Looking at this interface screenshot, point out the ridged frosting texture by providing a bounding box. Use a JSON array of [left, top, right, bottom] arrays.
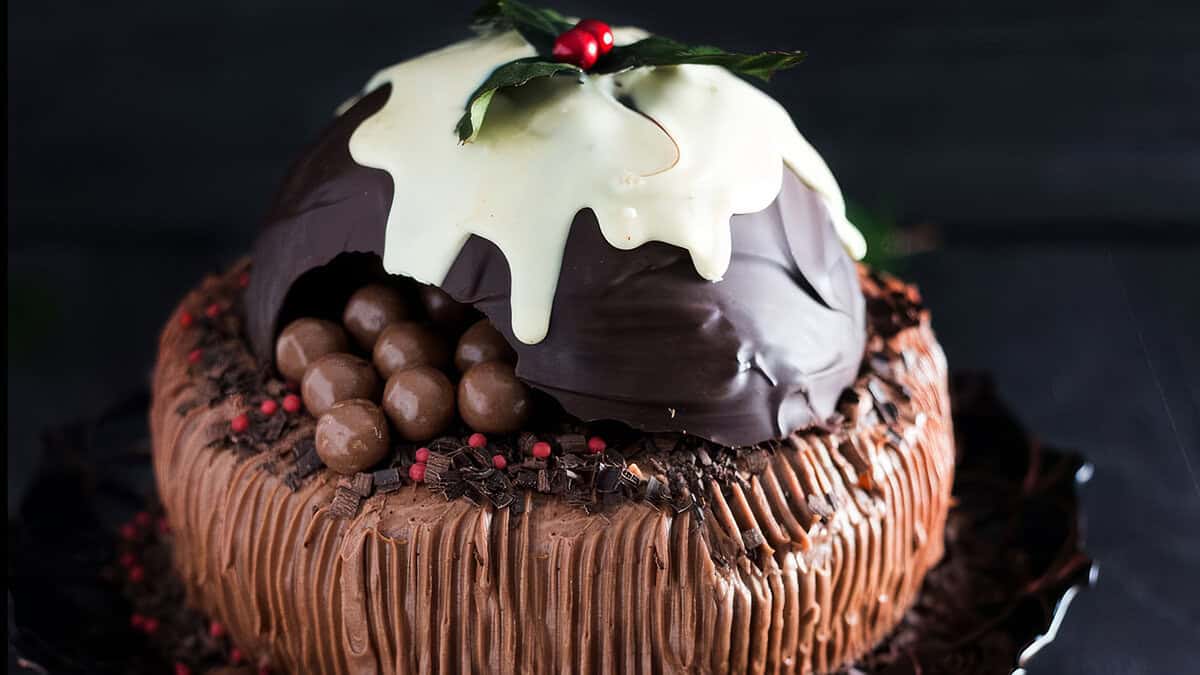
[[153, 268, 954, 674]]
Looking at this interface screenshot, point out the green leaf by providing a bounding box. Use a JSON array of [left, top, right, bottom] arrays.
[[471, 0, 574, 55], [593, 36, 806, 82], [456, 57, 583, 143]]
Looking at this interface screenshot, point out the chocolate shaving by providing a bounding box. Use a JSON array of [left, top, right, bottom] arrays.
[[329, 486, 361, 519]]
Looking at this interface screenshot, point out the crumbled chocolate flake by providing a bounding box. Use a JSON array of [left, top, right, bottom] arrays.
[[290, 448, 323, 480], [350, 472, 373, 497], [372, 467, 402, 494], [329, 487, 361, 519], [558, 433, 587, 454], [807, 493, 835, 521], [517, 432, 538, 456], [742, 527, 766, 550]]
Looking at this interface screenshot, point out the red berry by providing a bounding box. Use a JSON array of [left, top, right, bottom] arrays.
[[467, 432, 487, 448], [414, 447, 430, 463], [130, 613, 145, 629], [179, 311, 194, 328], [492, 454, 508, 470], [119, 523, 138, 541], [128, 565, 145, 583], [282, 394, 302, 414], [209, 621, 226, 638], [174, 663, 191, 675], [587, 436, 607, 454], [205, 303, 222, 318], [409, 463, 427, 482], [576, 19, 614, 55], [142, 617, 160, 635], [119, 552, 137, 568], [230, 413, 250, 433], [238, 271, 251, 288], [553, 28, 599, 69], [135, 511, 153, 528], [260, 399, 278, 416], [230, 648, 245, 665], [187, 348, 203, 365], [532, 441, 552, 459]]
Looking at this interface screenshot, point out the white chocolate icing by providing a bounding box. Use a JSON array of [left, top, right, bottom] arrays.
[[350, 29, 866, 344]]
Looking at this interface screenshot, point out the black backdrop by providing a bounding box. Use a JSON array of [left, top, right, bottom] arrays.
[[8, 1, 1200, 673]]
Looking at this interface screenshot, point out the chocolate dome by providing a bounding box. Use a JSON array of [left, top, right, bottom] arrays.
[[247, 85, 865, 446]]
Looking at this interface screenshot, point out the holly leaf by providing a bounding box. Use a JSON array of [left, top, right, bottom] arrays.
[[456, 57, 584, 143], [594, 35, 805, 82], [471, 0, 574, 55]]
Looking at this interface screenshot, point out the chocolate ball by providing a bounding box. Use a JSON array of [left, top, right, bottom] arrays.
[[458, 361, 531, 434], [419, 284, 472, 328], [382, 366, 456, 441], [315, 399, 390, 475], [301, 352, 380, 417], [275, 318, 350, 382], [372, 321, 451, 378], [343, 283, 409, 350], [454, 319, 517, 372]]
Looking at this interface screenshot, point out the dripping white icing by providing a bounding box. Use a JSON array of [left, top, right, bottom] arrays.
[[349, 29, 866, 344]]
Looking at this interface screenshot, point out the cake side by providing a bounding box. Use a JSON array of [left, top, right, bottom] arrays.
[[151, 265, 953, 674]]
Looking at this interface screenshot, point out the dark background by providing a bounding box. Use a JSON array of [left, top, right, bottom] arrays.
[[8, 0, 1199, 673]]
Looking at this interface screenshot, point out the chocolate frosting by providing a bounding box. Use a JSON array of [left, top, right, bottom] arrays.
[[248, 86, 865, 446], [153, 265, 954, 674]]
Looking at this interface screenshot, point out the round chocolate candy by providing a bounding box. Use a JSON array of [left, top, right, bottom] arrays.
[[419, 284, 471, 328], [315, 399, 390, 475], [275, 317, 350, 382], [454, 319, 517, 372], [382, 366, 456, 441], [343, 283, 409, 350], [458, 361, 531, 434], [372, 321, 451, 378], [301, 352, 380, 417]]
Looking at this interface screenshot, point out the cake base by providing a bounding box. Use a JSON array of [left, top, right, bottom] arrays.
[[8, 374, 1094, 675]]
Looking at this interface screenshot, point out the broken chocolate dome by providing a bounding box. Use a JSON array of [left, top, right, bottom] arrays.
[[246, 29, 867, 447]]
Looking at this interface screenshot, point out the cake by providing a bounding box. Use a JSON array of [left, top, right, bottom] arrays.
[[150, 4, 955, 673]]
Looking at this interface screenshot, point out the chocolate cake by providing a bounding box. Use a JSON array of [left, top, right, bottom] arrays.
[[149, 4, 955, 673]]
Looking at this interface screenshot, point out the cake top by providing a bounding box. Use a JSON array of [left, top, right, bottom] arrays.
[[246, 1, 869, 446]]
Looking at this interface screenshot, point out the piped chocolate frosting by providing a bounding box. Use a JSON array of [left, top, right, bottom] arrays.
[[247, 87, 865, 446]]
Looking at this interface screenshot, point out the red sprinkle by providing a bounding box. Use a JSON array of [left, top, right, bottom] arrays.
[[231, 413, 250, 433], [174, 663, 191, 675], [414, 447, 430, 463], [157, 516, 171, 535], [282, 394, 302, 414], [575, 18, 615, 55], [179, 311, 194, 328], [408, 463, 427, 482], [119, 552, 137, 568], [119, 523, 138, 541], [187, 348, 203, 365], [128, 565, 145, 583], [492, 454, 508, 470], [130, 613, 146, 630], [587, 436, 607, 454], [134, 511, 152, 528], [532, 441, 552, 459], [258, 667, 272, 675], [260, 399, 279, 416], [205, 302, 222, 319], [230, 648, 245, 665], [238, 271, 251, 288], [142, 617, 160, 635], [467, 432, 487, 448], [209, 621, 226, 638]]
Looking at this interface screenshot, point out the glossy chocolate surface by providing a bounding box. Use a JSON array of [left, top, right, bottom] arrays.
[[247, 87, 865, 445], [315, 398, 390, 475], [300, 352, 380, 417], [274, 317, 349, 382]]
